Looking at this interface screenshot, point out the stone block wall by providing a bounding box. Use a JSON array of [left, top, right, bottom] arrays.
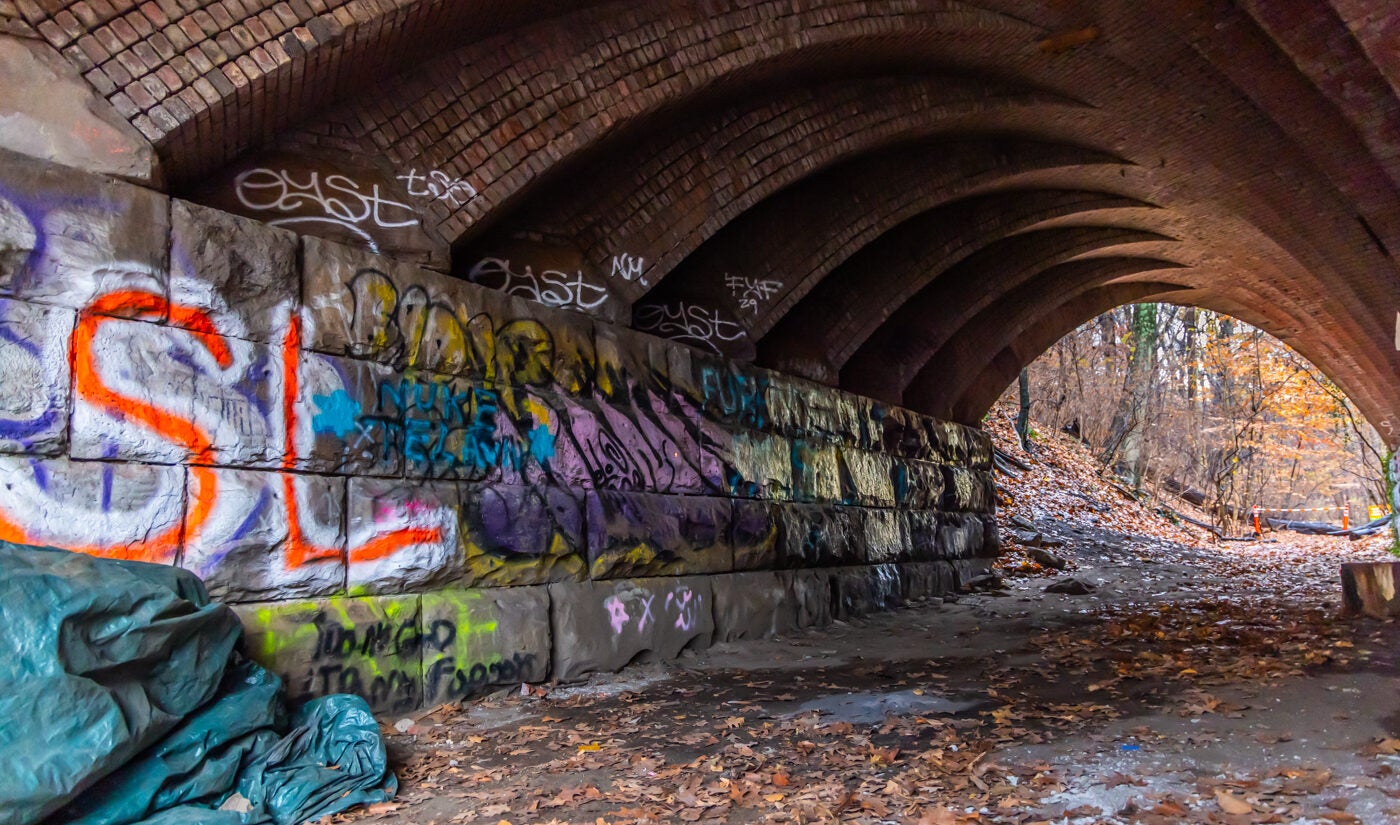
[[0, 148, 997, 713]]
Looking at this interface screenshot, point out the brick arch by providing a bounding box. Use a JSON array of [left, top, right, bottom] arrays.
[[838, 226, 1179, 401], [301, 2, 1043, 242], [460, 74, 1085, 296], [903, 257, 1189, 418], [13, 0, 1400, 433], [6, 0, 617, 185], [626, 140, 1133, 346], [756, 188, 1159, 377]]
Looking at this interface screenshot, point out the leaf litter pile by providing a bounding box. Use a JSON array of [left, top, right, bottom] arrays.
[[336, 420, 1400, 824]]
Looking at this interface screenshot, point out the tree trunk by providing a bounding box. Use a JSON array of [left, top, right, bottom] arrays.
[[1015, 368, 1032, 451], [1391, 451, 1399, 552], [1101, 303, 1158, 490]]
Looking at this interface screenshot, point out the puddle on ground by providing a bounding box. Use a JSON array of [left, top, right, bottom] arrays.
[[766, 689, 997, 724]]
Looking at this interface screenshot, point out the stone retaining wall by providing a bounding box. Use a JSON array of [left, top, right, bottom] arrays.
[[0, 147, 997, 712]]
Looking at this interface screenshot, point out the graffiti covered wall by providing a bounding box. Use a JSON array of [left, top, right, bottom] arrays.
[[0, 148, 997, 711]]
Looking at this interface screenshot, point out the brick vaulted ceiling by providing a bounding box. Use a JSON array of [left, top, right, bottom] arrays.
[[6, 0, 1399, 444]]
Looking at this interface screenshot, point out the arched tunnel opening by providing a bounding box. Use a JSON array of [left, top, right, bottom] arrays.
[[2, 0, 1400, 821]]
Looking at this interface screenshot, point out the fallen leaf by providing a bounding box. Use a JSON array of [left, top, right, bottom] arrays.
[[1216, 789, 1253, 815]]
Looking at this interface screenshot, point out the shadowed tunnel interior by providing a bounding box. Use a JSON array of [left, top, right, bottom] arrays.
[[2, 0, 1399, 712]]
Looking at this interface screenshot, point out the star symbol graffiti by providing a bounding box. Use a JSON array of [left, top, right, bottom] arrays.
[[311, 389, 362, 438]]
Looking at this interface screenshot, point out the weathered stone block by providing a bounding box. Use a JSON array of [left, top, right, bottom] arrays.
[[0, 148, 167, 312], [0, 454, 185, 564], [711, 571, 798, 642], [853, 507, 907, 564], [0, 298, 72, 455], [0, 37, 157, 184], [346, 478, 463, 595], [420, 586, 550, 703], [768, 379, 880, 449], [880, 407, 934, 462], [838, 448, 895, 507], [549, 576, 713, 682], [354, 373, 578, 485], [291, 351, 400, 476], [951, 557, 995, 587], [565, 395, 706, 494], [593, 321, 669, 404], [902, 561, 957, 601], [1341, 562, 1400, 618], [236, 595, 423, 714], [929, 420, 992, 469], [941, 466, 995, 514], [731, 499, 779, 571], [694, 357, 770, 430], [832, 564, 905, 620], [585, 491, 733, 578], [893, 459, 945, 510], [303, 236, 470, 368], [938, 512, 989, 559], [790, 439, 841, 503], [488, 286, 599, 396], [964, 425, 995, 471], [789, 569, 834, 629], [181, 469, 345, 602], [904, 510, 943, 561], [171, 200, 299, 344], [71, 317, 283, 467], [460, 483, 588, 586], [726, 429, 793, 499], [774, 503, 859, 567]]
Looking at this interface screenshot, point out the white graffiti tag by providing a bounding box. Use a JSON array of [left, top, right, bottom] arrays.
[[467, 257, 608, 312], [633, 302, 747, 353], [609, 253, 648, 287], [724, 274, 783, 313], [397, 168, 477, 207], [234, 168, 418, 252]]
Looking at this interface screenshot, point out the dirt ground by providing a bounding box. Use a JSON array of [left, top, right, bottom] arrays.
[[329, 517, 1400, 825]]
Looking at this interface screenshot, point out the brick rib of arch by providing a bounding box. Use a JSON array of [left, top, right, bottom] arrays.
[[904, 257, 1189, 418], [837, 227, 1178, 402], [462, 75, 1085, 292], [755, 188, 1158, 378], [636, 142, 1131, 345]]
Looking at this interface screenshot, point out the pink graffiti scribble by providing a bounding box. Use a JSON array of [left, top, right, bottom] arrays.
[[636, 594, 655, 632], [666, 585, 700, 630], [604, 595, 629, 635], [667, 588, 698, 630]]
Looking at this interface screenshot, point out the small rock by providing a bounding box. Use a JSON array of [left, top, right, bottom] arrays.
[[964, 573, 1005, 592], [1029, 547, 1068, 570], [1011, 530, 1043, 547], [1046, 577, 1097, 595], [1011, 515, 1037, 531], [393, 717, 415, 733]]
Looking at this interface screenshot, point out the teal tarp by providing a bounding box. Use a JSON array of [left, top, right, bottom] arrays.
[[0, 543, 395, 825]]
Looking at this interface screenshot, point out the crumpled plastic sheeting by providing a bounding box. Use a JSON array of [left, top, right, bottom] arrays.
[[0, 543, 395, 825]]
